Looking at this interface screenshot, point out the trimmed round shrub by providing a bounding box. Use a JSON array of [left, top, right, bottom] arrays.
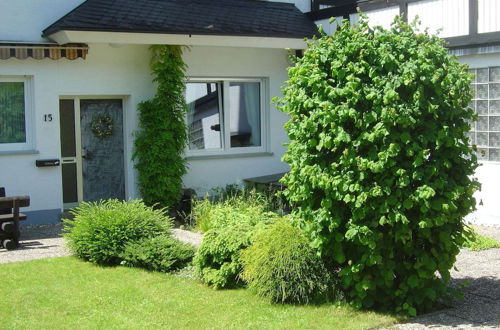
[[276, 18, 479, 315], [121, 235, 195, 272], [63, 199, 171, 265], [240, 220, 332, 304]]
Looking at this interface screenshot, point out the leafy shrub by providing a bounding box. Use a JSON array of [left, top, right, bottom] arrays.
[[63, 199, 171, 265], [463, 230, 499, 251], [241, 219, 332, 304], [194, 222, 256, 289], [133, 45, 188, 209], [192, 189, 279, 232], [193, 199, 279, 288], [121, 235, 195, 272], [276, 17, 479, 315]]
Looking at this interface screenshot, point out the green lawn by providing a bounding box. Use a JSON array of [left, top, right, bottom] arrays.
[[0, 257, 398, 329], [464, 233, 500, 251]]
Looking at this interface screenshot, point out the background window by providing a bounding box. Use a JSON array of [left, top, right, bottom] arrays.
[[185, 79, 265, 154], [468, 67, 500, 161], [0, 81, 26, 144]]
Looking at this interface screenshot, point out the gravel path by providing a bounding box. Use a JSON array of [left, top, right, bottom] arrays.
[[0, 223, 70, 264], [172, 228, 203, 247], [0, 224, 202, 264], [392, 226, 500, 330]]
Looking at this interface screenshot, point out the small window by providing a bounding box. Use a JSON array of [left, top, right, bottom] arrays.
[[0, 77, 33, 152], [185, 78, 266, 156], [468, 67, 500, 161]]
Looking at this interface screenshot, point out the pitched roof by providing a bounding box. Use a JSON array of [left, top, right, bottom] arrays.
[[43, 0, 318, 39]]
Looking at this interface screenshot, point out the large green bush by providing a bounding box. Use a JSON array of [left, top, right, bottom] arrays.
[[133, 45, 188, 209], [121, 235, 195, 272], [63, 200, 171, 265], [276, 18, 479, 315], [241, 219, 332, 304]]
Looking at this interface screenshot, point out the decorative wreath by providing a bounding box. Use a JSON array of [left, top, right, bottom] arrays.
[[91, 115, 114, 139]]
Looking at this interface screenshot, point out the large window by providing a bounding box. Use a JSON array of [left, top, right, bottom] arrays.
[[0, 77, 33, 152], [468, 67, 500, 161], [185, 78, 266, 156]]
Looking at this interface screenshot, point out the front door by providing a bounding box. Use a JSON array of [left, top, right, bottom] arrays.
[[80, 99, 125, 202], [59, 98, 125, 206]]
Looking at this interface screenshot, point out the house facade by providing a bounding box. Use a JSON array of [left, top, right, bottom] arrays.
[[0, 0, 499, 225]]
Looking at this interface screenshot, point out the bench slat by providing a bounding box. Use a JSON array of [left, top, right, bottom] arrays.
[[0, 196, 30, 209], [0, 213, 27, 223]]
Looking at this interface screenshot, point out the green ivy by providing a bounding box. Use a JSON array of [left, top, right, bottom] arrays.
[[276, 17, 480, 316], [133, 45, 188, 208]]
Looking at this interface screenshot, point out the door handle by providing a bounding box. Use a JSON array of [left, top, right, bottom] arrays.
[[82, 148, 93, 160]]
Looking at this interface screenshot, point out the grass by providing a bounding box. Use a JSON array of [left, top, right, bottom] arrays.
[[0, 257, 398, 329], [464, 233, 500, 251]]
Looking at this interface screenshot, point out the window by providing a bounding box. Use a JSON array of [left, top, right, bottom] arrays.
[[185, 78, 266, 156], [0, 77, 33, 152], [468, 67, 500, 161]]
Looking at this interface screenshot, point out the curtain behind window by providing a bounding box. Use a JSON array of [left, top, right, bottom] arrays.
[[230, 82, 261, 147], [0, 82, 25, 144]]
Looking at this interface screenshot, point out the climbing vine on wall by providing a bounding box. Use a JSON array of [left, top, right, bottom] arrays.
[[133, 45, 188, 209]]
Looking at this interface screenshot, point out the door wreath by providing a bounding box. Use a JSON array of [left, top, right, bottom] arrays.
[[91, 115, 114, 139]]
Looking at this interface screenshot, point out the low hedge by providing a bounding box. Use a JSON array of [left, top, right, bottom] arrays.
[[63, 199, 171, 265], [121, 235, 195, 272]]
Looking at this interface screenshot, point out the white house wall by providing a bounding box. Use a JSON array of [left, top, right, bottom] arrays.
[[270, 0, 311, 13], [407, 0, 469, 38], [459, 52, 500, 225], [182, 46, 291, 195], [0, 44, 291, 223], [315, 17, 345, 35], [350, 6, 400, 30], [0, 44, 153, 223], [478, 0, 500, 34]]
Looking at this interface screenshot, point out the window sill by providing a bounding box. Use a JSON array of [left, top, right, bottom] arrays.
[[186, 151, 274, 161], [0, 149, 39, 156]]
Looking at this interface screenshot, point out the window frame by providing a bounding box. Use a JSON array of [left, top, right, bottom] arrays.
[[185, 77, 269, 158], [0, 76, 35, 153]]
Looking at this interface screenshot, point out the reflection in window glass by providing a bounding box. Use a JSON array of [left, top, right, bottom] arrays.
[[186, 82, 222, 150], [229, 82, 261, 147], [0, 82, 25, 144]]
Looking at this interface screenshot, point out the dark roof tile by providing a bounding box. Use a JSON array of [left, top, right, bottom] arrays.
[[43, 0, 318, 39]]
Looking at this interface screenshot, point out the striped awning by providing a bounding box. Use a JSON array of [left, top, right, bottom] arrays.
[[0, 43, 88, 60]]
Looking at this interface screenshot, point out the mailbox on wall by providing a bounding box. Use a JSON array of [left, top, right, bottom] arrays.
[[35, 159, 60, 167]]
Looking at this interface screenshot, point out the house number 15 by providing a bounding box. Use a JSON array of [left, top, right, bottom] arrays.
[[44, 114, 53, 122]]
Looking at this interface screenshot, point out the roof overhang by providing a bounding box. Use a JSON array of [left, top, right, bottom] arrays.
[[48, 30, 308, 49]]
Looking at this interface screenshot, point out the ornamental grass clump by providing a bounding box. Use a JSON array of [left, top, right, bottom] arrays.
[[241, 219, 333, 304], [276, 17, 479, 316], [63, 199, 171, 265]]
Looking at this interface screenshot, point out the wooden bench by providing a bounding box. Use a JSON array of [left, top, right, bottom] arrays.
[[0, 187, 30, 250]]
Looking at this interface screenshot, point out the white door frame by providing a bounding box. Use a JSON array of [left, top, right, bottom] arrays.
[[60, 96, 127, 209]]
